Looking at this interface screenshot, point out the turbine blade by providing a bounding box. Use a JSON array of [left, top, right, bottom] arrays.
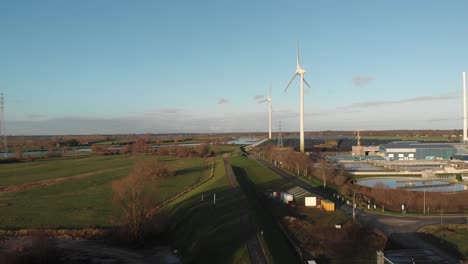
[[284, 73, 297, 92], [296, 42, 300, 69], [258, 99, 268, 103], [304, 78, 311, 88], [268, 84, 272, 98]]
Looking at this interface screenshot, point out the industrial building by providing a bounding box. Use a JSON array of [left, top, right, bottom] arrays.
[[379, 141, 457, 160], [351, 130, 381, 157]]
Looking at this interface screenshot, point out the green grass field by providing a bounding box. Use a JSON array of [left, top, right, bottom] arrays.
[[0, 145, 262, 262], [230, 155, 301, 264], [230, 155, 295, 192], [163, 155, 255, 263], [0, 155, 134, 187], [0, 154, 212, 228]]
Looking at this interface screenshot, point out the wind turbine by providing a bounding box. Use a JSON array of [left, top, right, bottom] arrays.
[[259, 86, 273, 139], [284, 42, 311, 153]]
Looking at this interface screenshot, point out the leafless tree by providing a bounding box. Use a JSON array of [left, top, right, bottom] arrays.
[[15, 150, 23, 160], [196, 143, 210, 157], [315, 160, 335, 189], [112, 158, 173, 241]]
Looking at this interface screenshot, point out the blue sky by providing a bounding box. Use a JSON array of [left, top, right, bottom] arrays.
[[1, 0, 467, 135]]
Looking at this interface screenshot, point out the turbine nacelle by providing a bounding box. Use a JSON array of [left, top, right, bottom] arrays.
[[296, 67, 306, 75]]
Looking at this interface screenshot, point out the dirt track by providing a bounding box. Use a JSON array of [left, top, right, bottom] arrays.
[[0, 167, 128, 194]]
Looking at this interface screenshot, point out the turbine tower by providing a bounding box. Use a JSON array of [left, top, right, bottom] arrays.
[[463, 72, 467, 143], [284, 42, 311, 153], [259, 86, 273, 139]]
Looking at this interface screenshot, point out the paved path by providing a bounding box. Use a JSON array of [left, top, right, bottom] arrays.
[[223, 158, 268, 264], [249, 154, 466, 264]]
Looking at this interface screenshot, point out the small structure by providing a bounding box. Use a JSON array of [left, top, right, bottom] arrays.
[[352, 129, 380, 156], [281, 192, 294, 204], [321, 200, 335, 211], [305, 197, 317, 207]]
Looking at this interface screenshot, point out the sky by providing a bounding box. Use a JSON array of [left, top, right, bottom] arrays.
[[1, 0, 468, 135]]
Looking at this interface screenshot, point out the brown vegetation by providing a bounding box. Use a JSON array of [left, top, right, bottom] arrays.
[[285, 217, 386, 263], [262, 145, 313, 177], [343, 183, 468, 212], [111, 158, 174, 241], [0, 229, 62, 264]]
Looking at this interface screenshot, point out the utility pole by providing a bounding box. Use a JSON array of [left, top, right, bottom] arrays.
[[277, 120, 283, 148], [423, 189, 426, 214]]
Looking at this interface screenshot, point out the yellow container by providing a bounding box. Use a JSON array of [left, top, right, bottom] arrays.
[[321, 200, 335, 211]]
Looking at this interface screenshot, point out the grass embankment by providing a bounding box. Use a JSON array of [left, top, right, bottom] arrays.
[[419, 224, 468, 259], [163, 154, 252, 263], [230, 155, 301, 264], [0, 155, 211, 228]]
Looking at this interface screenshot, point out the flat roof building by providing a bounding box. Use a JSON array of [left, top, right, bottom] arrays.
[[380, 141, 457, 160]]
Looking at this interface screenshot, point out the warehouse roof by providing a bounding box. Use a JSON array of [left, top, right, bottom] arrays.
[[381, 141, 457, 150]]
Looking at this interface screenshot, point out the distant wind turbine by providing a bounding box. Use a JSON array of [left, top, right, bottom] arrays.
[[258, 85, 273, 139], [284, 42, 311, 153]]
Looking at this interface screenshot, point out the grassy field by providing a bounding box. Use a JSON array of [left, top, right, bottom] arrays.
[[230, 155, 301, 264], [163, 154, 255, 263], [419, 224, 468, 259], [0, 154, 212, 228], [0, 145, 257, 262], [0, 155, 134, 187], [230, 155, 295, 191]]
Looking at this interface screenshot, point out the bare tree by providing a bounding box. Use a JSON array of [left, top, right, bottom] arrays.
[[112, 158, 173, 241], [15, 150, 23, 160], [133, 138, 148, 154], [196, 143, 210, 157], [315, 160, 335, 189]]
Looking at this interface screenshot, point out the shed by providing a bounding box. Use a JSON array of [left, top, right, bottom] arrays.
[[321, 200, 335, 211]]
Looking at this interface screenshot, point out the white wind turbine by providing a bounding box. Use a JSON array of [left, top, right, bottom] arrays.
[[258, 86, 273, 139], [284, 42, 311, 153]]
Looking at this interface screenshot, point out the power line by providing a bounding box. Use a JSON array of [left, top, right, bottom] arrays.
[[277, 120, 283, 148]]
